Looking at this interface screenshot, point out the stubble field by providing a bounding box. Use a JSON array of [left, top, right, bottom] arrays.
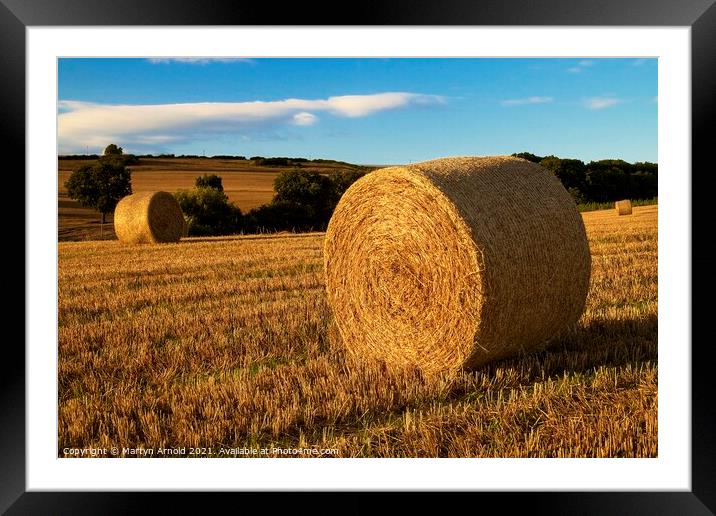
[[58, 205, 657, 457]]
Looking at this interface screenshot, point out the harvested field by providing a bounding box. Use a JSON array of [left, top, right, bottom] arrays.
[[58, 205, 658, 458]]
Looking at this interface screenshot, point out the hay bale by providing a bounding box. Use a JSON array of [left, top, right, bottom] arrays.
[[615, 199, 633, 215], [324, 156, 592, 376], [114, 191, 185, 244]]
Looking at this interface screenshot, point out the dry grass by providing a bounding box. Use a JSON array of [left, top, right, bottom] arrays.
[[58, 205, 657, 458]]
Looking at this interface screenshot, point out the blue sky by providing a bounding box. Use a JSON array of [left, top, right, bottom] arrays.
[[58, 58, 657, 164]]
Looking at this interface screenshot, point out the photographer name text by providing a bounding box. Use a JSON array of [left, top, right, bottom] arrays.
[[61, 446, 338, 457]]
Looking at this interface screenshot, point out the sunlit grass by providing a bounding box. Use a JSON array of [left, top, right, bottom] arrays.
[[58, 205, 657, 457]]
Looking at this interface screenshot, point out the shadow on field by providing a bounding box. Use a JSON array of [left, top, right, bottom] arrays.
[[180, 237, 243, 244], [471, 313, 658, 384], [182, 233, 322, 244]]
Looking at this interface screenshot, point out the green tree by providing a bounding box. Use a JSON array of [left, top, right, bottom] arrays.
[[245, 201, 314, 233], [98, 143, 140, 167], [539, 156, 587, 192], [174, 188, 241, 236], [633, 162, 658, 176], [273, 169, 334, 227], [103, 143, 123, 156], [195, 174, 224, 191], [584, 167, 630, 202], [64, 161, 132, 225], [512, 151, 543, 163]]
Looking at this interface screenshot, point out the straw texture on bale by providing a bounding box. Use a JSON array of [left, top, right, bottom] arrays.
[[324, 156, 592, 376], [615, 199, 633, 215], [114, 191, 185, 244]]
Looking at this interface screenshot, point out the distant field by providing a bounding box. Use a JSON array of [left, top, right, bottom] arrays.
[[577, 197, 658, 213], [58, 205, 657, 458], [58, 157, 365, 241], [58, 157, 647, 241]]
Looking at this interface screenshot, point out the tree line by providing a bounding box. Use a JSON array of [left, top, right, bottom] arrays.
[[511, 152, 657, 203], [60, 153, 358, 167], [175, 168, 367, 236], [64, 145, 657, 238]]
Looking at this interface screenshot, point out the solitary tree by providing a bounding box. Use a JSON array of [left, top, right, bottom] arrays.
[[65, 160, 132, 234], [99, 143, 140, 167], [103, 143, 123, 156], [195, 174, 224, 191]]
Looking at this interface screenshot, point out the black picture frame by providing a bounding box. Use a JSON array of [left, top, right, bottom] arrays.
[[7, 0, 714, 513]]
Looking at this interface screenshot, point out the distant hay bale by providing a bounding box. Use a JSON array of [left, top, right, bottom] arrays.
[[615, 199, 633, 215], [114, 191, 185, 244], [324, 156, 592, 376]]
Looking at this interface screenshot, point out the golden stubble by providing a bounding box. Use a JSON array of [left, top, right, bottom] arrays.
[[58, 205, 657, 457]]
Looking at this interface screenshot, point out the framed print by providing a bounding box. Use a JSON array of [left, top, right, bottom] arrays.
[[8, 0, 715, 512]]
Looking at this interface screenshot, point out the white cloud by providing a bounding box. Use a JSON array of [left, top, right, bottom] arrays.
[[323, 92, 443, 117], [500, 96, 553, 107], [147, 58, 254, 65], [585, 97, 621, 109], [633, 58, 648, 66], [578, 60, 594, 67], [58, 92, 444, 153]]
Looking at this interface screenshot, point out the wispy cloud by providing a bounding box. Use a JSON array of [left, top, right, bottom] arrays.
[[500, 96, 553, 107], [147, 57, 255, 65], [58, 92, 445, 152], [585, 96, 621, 109], [633, 58, 648, 66], [567, 59, 594, 74]]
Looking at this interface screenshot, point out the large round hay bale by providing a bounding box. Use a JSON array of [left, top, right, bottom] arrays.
[[114, 191, 185, 244], [615, 199, 633, 215], [324, 156, 592, 376]]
